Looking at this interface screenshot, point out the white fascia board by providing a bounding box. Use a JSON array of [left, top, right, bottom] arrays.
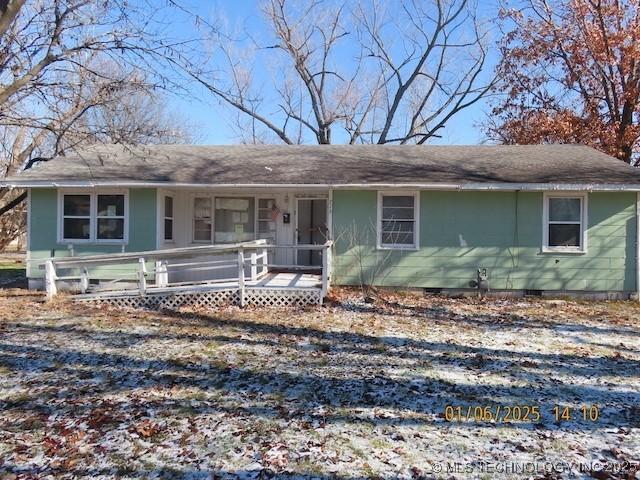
[[4, 179, 640, 191]]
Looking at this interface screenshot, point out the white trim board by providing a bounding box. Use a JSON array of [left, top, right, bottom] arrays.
[[376, 191, 420, 251], [541, 192, 588, 254], [6, 180, 640, 192], [57, 189, 129, 245], [294, 196, 329, 265]]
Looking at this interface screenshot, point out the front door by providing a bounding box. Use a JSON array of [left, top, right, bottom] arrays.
[[296, 198, 328, 266]]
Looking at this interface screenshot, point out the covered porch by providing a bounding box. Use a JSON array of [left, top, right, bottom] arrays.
[[157, 187, 332, 271]]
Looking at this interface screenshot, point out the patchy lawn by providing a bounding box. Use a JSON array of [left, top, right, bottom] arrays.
[[0, 289, 639, 479]]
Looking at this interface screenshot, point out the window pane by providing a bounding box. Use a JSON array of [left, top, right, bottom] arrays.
[[164, 219, 173, 240], [382, 220, 414, 233], [382, 231, 413, 245], [549, 198, 581, 222], [259, 199, 274, 209], [97, 195, 124, 217], [194, 219, 211, 241], [63, 218, 90, 239], [63, 195, 90, 216], [382, 195, 414, 208], [258, 210, 273, 220], [549, 224, 581, 247], [165, 196, 173, 218], [194, 198, 211, 218], [258, 220, 276, 233], [97, 218, 124, 239], [214, 197, 255, 243], [382, 206, 415, 220]]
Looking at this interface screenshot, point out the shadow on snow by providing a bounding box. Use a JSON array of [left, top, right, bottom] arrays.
[[1, 306, 638, 432]]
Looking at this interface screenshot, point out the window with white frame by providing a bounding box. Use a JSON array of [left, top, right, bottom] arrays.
[[60, 191, 127, 242], [62, 194, 91, 240], [378, 192, 419, 249], [543, 194, 587, 252], [214, 197, 255, 243], [97, 194, 125, 240], [257, 198, 277, 241], [193, 197, 212, 242], [164, 195, 174, 241]]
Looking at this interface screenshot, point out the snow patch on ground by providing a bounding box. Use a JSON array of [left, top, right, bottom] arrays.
[[0, 290, 638, 478]]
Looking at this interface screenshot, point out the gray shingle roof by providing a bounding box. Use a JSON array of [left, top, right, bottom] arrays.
[[5, 144, 640, 186]]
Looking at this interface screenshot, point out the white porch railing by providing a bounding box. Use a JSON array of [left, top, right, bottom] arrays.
[[41, 239, 333, 306]]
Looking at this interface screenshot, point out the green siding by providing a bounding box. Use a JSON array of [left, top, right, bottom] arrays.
[[332, 190, 638, 292], [128, 188, 158, 252], [28, 188, 157, 278]]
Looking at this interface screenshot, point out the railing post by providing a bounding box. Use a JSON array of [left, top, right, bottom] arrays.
[[80, 267, 89, 294], [250, 251, 257, 281], [327, 241, 332, 290], [237, 248, 245, 307], [155, 260, 168, 288], [138, 257, 147, 295], [321, 245, 329, 300], [261, 246, 269, 276], [45, 260, 57, 300]]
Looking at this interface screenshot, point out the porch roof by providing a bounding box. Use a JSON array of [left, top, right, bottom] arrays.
[[4, 144, 640, 190]]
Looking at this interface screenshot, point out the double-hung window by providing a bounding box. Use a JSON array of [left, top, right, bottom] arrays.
[[377, 192, 419, 249], [543, 193, 587, 252], [193, 197, 212, 242], [257, 198, 277, 241], [97, 195, 125, 240], [63, 194, 92, 240], [59, 191, 127, 243]]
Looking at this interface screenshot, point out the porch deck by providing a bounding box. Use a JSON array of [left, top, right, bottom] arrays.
[[43, 241, 332, 308], [75, 272, 323, 308]]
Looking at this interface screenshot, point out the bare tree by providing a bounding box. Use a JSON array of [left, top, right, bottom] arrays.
[[0, 0, 204, 247], [0, 61, 195, 248], [81, 92, 196, 146], [195, 0, 494, 144], [0, 188, 24, 251], [0, 0, 202, 164]]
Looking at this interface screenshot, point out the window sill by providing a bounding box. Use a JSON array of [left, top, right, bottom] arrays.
[[58, 239, 127, 245], [541, 247, 587, 254], [59, 239, 92, 244], [377, 245, 419, 251]]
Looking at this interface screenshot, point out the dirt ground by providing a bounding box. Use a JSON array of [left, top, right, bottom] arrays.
[[0, 288, 638, 479]]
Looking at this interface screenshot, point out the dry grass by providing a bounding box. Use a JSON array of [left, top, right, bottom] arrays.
[[0, 288, 638, 479]]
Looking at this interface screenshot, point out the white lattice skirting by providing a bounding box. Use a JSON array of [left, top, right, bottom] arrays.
[[76, 287, 322, 309], [244, 288, 322, 307]]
